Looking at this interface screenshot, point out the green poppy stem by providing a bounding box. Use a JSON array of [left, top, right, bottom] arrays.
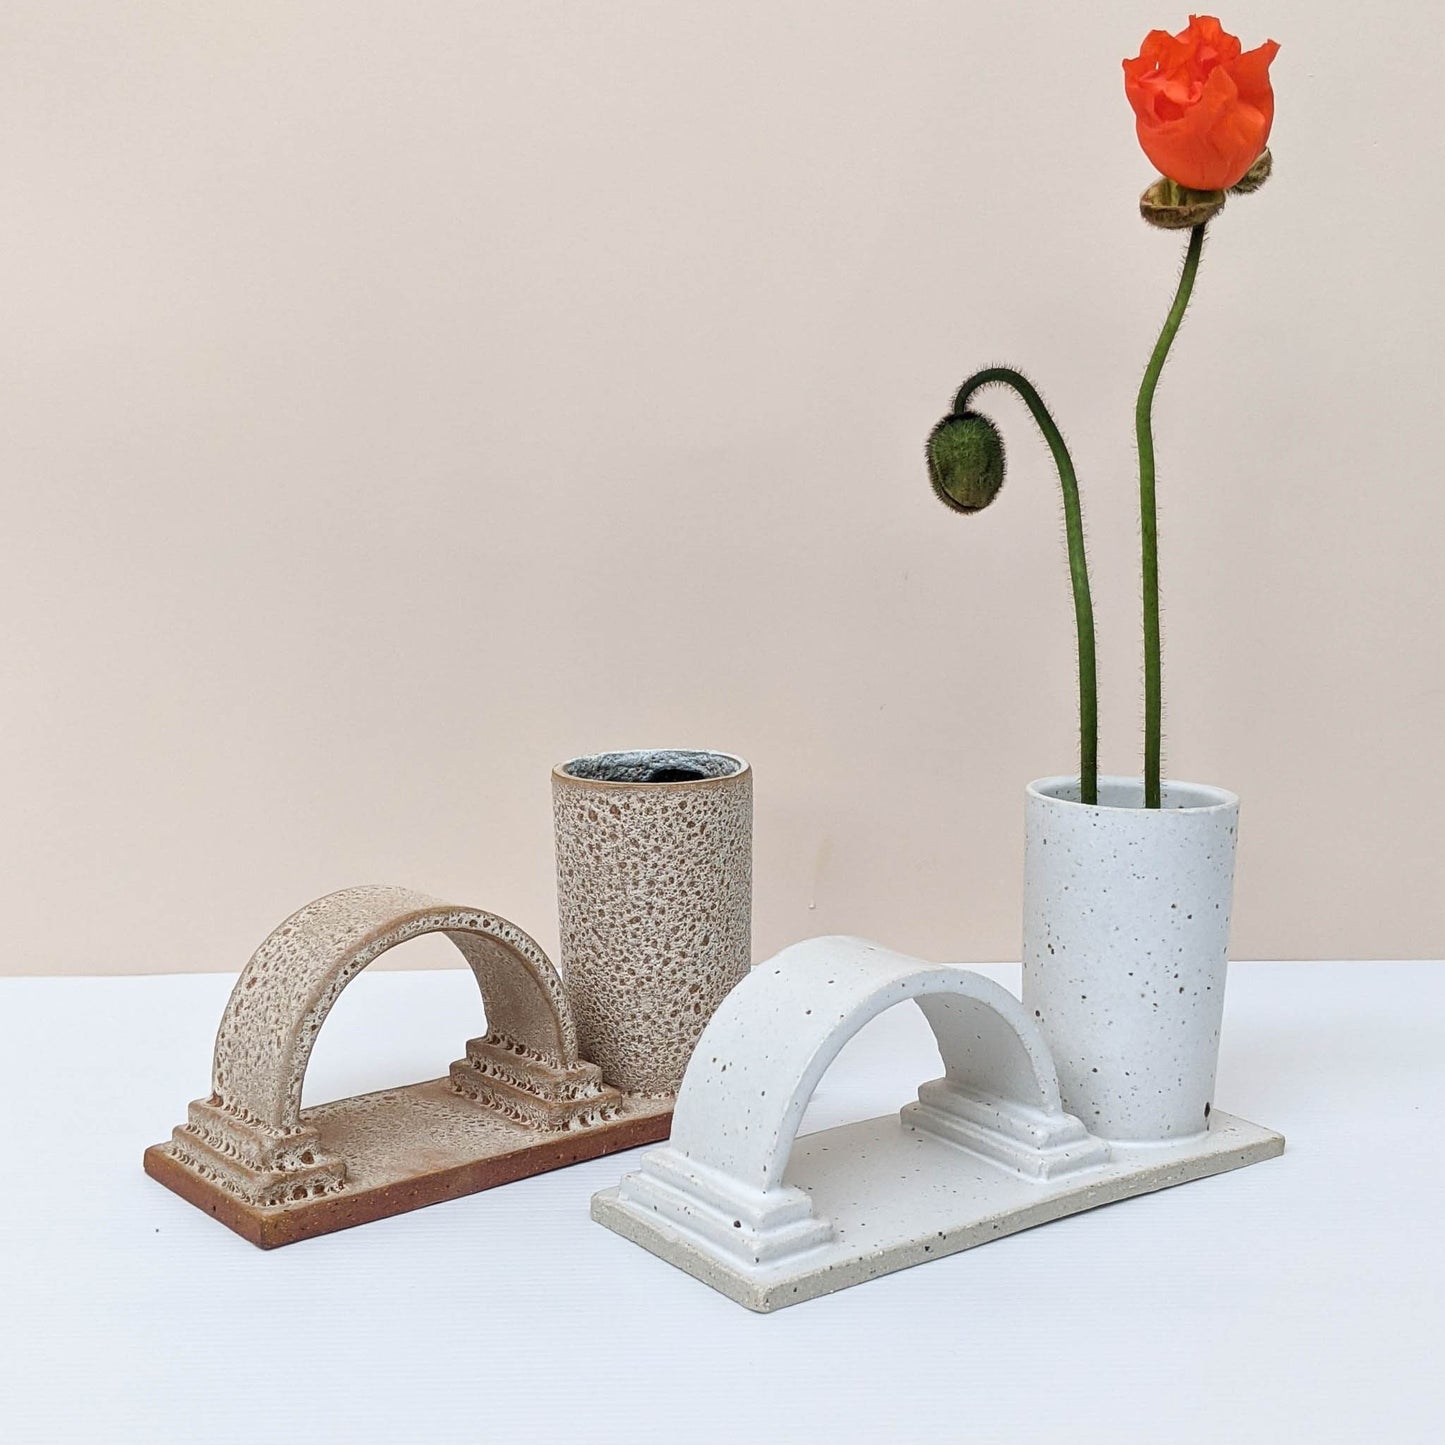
[[953, 368, 1097, 805], [1136, 222, 1206, 809]]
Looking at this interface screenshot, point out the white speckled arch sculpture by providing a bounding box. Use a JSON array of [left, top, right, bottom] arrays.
[[667, 936, 1096, 1193], [599, 937, 1105, 1270], [594, 935, 1284, 1311]]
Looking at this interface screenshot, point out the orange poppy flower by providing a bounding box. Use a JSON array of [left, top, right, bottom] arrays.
[[1124, 15, 1279, 191]]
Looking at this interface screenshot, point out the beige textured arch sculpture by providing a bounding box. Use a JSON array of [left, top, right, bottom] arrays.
[[145, 886, 672, 1246]]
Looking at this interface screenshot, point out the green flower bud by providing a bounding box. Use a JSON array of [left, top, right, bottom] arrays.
[[1229, 148, 1273, 195], [926, 411, 1005, 514], [1139, 176, 1227, 229]]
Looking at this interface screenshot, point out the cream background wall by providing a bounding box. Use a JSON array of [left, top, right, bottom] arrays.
[[3, 1, 1440, 976]]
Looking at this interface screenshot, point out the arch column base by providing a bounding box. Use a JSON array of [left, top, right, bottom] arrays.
[[165, 1099, 348, 1207], [614, 1147, 834, 1267], [449, 1035, 623, 1131], [903, 1080, 1110, 1180]]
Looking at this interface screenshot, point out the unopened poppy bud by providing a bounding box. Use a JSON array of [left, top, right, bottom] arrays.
[[927, 411, 1005, 514], [1229, 148, 1272, 194], [1139, 176, 1226, 229]]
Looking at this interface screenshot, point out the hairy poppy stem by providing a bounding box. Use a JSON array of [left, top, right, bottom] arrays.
[[1137, 222, 1206, 809], [952, 368, 1097, 805]]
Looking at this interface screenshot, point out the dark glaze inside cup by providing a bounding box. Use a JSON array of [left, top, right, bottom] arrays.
[[559, 749, 746, 785]]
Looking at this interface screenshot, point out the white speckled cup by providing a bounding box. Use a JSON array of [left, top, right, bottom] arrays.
[[553, 749, 753, 1096], [1022, 775, 1239, 1143]]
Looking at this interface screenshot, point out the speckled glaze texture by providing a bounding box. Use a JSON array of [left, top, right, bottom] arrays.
[[1022, 776, 1240, 1142], [553, 749, 752, 1096], [593, 934, 1282, 1311]]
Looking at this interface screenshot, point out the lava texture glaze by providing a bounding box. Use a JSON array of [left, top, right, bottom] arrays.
[[553, 749, 753, 1096], [1022, 776, 1239, 1142], [152, 884, 618, 1214]]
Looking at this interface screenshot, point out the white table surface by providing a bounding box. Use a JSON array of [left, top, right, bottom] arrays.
[[1, 961, 1441, 1444]]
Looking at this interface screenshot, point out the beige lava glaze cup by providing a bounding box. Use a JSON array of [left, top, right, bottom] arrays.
[[552, 749, 753, 1096]]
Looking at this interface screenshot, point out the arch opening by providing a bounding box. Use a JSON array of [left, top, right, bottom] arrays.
[[300, 935, 489, 1109], [791, 997, 944, 1138], [761, 972, 1063, 1194]]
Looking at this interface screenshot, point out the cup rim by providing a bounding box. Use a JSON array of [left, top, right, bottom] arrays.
[[553, 748, 750, 788], [1027, 774, 1238, 815]]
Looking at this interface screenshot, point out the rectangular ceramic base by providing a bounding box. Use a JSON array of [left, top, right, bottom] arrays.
[[148, 1079, 673, 1248], [592, 1108, 1283, 1312]]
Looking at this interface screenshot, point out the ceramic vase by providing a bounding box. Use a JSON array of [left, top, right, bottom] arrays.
[[552, 749, 753, 1096], [1022, 774, 1239, 1142]]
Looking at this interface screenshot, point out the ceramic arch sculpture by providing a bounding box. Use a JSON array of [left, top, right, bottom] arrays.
[[594, 936, 1283, 1311], [145, 886, 672, 1247]]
